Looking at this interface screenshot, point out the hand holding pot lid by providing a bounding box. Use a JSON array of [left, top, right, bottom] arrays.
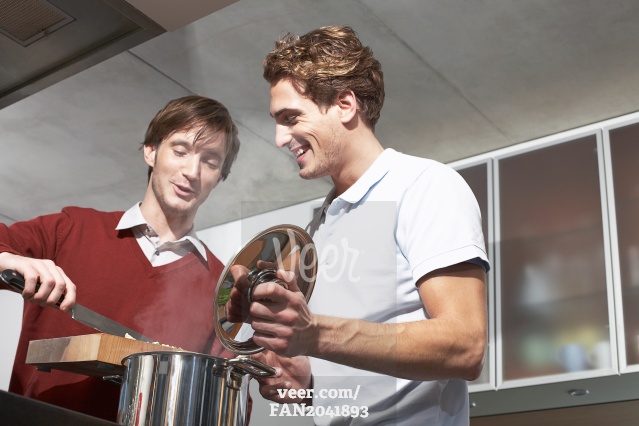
[[245, 269, 316, 357], [214, 225, 317, 355]]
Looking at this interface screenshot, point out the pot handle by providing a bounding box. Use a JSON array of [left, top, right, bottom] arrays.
[[228, 356, 276, 378], [102, 375, 123, 385]]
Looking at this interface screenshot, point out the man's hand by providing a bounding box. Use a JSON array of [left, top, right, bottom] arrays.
[[226, 262, 317, 357], [247, 269, 317, 357], [251, 350, 312, 404], [225, 264, 252, 323], [0, 252, 76, 312]]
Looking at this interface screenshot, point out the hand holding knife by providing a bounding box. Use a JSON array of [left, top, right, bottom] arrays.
[[1, 269, 154, 343]]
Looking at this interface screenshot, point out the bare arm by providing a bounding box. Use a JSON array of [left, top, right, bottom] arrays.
[[247, 262, 487, 381]]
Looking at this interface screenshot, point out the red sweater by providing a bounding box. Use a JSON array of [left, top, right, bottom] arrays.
[[0, 207, 233, 421]]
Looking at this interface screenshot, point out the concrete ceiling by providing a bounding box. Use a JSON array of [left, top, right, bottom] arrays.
[[2, 0, 639, 231]]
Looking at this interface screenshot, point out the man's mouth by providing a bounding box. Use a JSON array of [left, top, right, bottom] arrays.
[[293, 145, 310, 159], [173, 183, 195, 196]]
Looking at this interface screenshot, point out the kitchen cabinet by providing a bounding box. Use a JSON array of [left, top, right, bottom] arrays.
[[494, 131, 617, 387], [446, 113, 639, 417], [605, 120, 639, 373], [455, 160, 495, 390]]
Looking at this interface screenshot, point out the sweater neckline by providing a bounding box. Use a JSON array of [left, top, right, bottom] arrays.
[[120, 228, 206, 276]]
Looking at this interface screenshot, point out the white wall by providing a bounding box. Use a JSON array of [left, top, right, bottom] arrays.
[[0, 291, 23, 390], [197, 197, 323, 264]]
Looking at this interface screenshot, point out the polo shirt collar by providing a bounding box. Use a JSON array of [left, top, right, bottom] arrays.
[[335, 148, 395, 204]]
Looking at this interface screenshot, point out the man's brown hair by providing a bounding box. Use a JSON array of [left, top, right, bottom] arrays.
[[143, 95, 240, 181], [263, 26, 384, 129]]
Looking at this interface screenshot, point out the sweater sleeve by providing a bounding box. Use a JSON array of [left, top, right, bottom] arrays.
[[0, 210, 73, 261]]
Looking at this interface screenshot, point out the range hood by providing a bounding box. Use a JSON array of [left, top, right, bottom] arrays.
[[0, 0, 238, 109]]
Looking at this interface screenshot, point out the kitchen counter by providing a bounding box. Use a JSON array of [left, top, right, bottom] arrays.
[[0, 389, 117, 426]]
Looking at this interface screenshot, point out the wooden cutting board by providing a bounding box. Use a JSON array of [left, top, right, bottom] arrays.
[[25, 333, 183, 378]]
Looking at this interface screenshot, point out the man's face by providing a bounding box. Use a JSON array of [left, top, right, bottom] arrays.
[[144, 127, 226, 219], [270, 79, 343, 180]]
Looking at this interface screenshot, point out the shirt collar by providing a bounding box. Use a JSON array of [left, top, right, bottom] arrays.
[[335, 148, 394, 204], [116, 203, 208, 260]]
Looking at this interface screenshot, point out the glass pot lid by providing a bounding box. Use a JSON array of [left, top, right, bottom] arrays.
[[214, 224, 318, 355]]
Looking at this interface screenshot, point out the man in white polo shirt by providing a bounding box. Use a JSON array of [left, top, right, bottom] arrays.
[[228, 26, 489, 425]]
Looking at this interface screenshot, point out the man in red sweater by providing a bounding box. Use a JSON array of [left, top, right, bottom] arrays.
[[0, 95, 240, 421]]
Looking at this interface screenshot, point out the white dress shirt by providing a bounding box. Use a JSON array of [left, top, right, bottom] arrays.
[[115, 203, 207, 266]]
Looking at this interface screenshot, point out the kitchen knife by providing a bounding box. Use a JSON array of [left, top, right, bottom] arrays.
[[1, 269, 155, 343]]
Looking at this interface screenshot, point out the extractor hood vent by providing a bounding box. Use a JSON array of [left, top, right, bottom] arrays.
[[0, 0, 166, 110], [0, 0, 74, 47], [0, 0, 239, 110]]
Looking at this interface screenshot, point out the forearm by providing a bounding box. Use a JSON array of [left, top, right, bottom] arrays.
[[310, 314, 486, 381], [249, 264, 488, 381]]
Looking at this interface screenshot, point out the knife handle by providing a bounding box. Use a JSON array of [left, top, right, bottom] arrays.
[[0, 269, 65, 306]]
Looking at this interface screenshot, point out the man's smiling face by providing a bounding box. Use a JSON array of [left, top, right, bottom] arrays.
[[270, 79, 344, 181]]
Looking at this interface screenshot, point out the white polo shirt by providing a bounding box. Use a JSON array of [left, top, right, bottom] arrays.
[[307, 149, 489, 426]]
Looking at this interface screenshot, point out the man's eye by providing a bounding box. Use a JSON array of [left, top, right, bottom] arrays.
[[202, 155, 220, 169], [173, 150, 186, 156], [285, 115, 298, 125]]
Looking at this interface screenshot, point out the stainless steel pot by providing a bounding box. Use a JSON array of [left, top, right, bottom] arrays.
[[117, 352, 273, 426], [116, 225, 318, 426]]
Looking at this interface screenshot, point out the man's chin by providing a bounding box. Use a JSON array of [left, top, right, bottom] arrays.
[[298, 166, 320, 180], [299, 169, 325, 181], [164, 200, 197, 216]]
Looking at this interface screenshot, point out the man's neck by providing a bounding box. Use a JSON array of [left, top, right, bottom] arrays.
[[332, 132, 384, 196], [139, 196, 195, 244]]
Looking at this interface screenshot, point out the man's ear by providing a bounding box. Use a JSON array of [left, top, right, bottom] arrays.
[[143, 144, 156, 168], [336, 90, 358, 124]]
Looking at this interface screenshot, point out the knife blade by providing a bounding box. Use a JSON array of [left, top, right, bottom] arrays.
[[1, 269, 155, 343]]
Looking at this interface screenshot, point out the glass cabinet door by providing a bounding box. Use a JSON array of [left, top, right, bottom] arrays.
[[456, 161, 494, 389], [607, 122, 639, 371], [496, 133, 614, 385]]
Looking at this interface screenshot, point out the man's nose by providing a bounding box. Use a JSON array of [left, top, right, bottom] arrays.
[[182, 155, 200, 179], [274, 124, 292, 149]]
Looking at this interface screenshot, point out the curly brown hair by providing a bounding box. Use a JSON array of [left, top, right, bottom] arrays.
[[263, 26, 384, 129], [142, 95, 240, 181]]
